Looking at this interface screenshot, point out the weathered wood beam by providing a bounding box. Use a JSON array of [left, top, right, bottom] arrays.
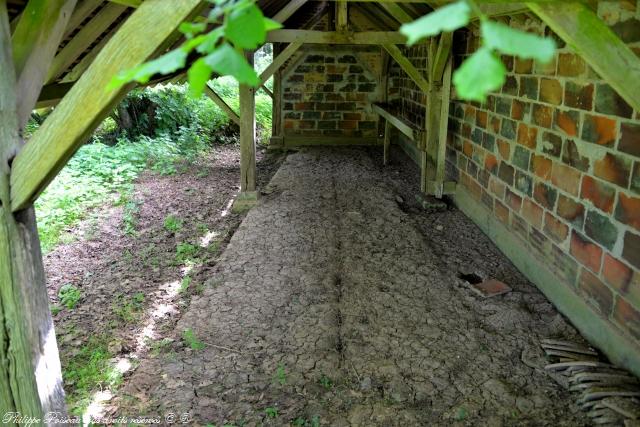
[[259, 41, 303, 85], [35, 82, 74, 108], [108, 0, 142, 7], [528, 1, 640, 112], [260, 85, 274, 98], [63, 0, 103, 39], [382, 43, 430, 93], [272, 0, 307, 24], [205, 83, 240, 125], [378, 2, 414, 24], [372, 103, 423, 143], [336, 1, 348, 31], [11, 0, 205, 212], [239, 54, 256, 194], [0, 2, 66, 419], [46, 2, 126, 84], [383, 119, 391, 165], [430, 32, 452, 82], [11, 0, 77, 129], [266, 30, 410, 44]]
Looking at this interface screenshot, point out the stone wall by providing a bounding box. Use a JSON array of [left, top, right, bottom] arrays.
[[390, 1, 640, 369], [280, 47, 381, 144]]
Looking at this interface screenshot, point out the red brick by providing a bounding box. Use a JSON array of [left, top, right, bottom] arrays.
[[505, 188, 522, 212], [465, 175, 483, 201], [490, 116, 501, 134], [551, 162, 581, 196], [463, 140, 474, 158], [582, 114, 617, 146], [343, 112, 362, 121], [497, 139, 510, 160], [540, 78, 563, 105], [613, 297, 640, 341], [619, 122, 640, 158], [580, 175, 616, 213], [489, 176, 505, 198], [570, 231, 603, 273], [476, 110, 488, 128], [464, 105, 476, 123], [564, 81, 594, 111], [298, 120, 316, 129], [555, 110, 579, 137], [284, 120, 295, 129], [544, 212, 569, 243], [616, 192, 640, 231], [623, 231, 640, 270], [557, 53, 586, 77], [515, 58, 533, 74], [495, 200, 510, 224], [602, 254, 633, 292], [556, 194, 585, 226], [533, 182, 557, 209], [339, 120, 358, 130], [484, 154, 498, 174], [517, 123, 538, 149], [577, 268, 613, 316], [511, 100, 525, 120], [522, 198, 543, 229], [532, 103, 553, 128], [593, 152, 631, 187], [294, 102, 314, 111], [531, 154, 552, 180]]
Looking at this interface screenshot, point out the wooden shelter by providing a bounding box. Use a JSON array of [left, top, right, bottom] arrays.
[[1, 0, 640, 419]]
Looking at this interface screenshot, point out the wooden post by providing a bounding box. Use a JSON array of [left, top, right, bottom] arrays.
[[271, 43, 283, 147], [383, 120, 391, 165], [0, 2, 66, 419], [336, 1, 348, 31], [239, 52, 257, 196]]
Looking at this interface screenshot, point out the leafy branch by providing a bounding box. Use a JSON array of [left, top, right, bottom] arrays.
[[109, 0, 281, 97], [400, 0, 556, 102]]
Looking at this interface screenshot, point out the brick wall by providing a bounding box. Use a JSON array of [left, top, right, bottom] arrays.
[[281, 47, 381, 142], [443, 4, 640, 345]]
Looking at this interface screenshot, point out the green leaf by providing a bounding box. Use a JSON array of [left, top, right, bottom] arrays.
[[195, 28, 224, 54], [203, 43, 259, 86], [225, 3, 267, 49], [179, 22, 207, 39], [481, 21, 556, 62], [108, 49, 187, 89], [263, 17, 283, 32], [453, 47, 506, 102], [400, 1, 470, 45], [187, 58, 213, 97]]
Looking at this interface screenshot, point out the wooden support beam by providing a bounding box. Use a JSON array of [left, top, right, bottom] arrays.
[[204, 83, 240, 125], [372, 103, 423, 143], [272, 0, 307, 24], [383, 119, 391, 165], [11, 0, 205, 212], [378, 2, 413, 24], [259, 41, 303, 85], [46, 2, 127, 84], [266, 30, 410, 44], [239, 54, 256, 194], [0, 2, 66, 418], [35, 82, 74, 108], [336, 1, 348, 31], [63, 0, 103, 39], [108, 0, 142, 7], [382, 43, 430, 93], [528, 1, 640, 112], [430, 32, 452, 83], [11, 0, 77, 128], [260, 85, 274, 98]]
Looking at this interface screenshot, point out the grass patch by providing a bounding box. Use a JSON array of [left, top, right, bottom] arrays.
[[112, 292, 145, 323]]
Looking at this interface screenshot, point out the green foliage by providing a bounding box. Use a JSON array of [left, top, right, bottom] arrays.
[[401, 1, 470, 44], [292, 416, 320, 427], [179, 275, 192, 293], [182, 328, 206, 350], [112, 292, 145, 323], [58, 284, 81, 309], [264, 407, 278, 418], [319, 374, 333, 390], [400, 0, 556, 102], [274, 363, 287, 386], [110, 0, 282, 97], [122, 198, 141, 236], [164, 214, 183, 233], [62, 335, 122, 414], [175, 242, 200, 265]]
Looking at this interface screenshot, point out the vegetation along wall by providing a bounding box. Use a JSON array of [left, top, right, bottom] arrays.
[[393, 2, 640, 372], [281, 46, 382, 146]]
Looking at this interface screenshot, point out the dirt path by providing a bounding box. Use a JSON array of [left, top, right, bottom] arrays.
[[112, 147, 589, 426]]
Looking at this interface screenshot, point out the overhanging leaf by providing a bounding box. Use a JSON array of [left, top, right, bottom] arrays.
[[453, 47, 506, 102], [225, 3, 267, 49], [481, 21, 556, 62], [108, 49, 188, 89], [203, 43, 259, 86], [400, 1, 470, 45], [188, 58, 213, 97]]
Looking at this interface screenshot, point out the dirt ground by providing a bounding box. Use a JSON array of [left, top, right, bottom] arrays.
[[43, 145, 594, 426]]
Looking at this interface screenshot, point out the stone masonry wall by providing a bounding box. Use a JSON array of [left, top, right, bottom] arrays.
[[441, 3, 640, 345], [281, 47, 381, 141]]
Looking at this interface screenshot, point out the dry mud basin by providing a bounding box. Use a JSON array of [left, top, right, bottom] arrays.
[[101, 146, 590, 426]]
